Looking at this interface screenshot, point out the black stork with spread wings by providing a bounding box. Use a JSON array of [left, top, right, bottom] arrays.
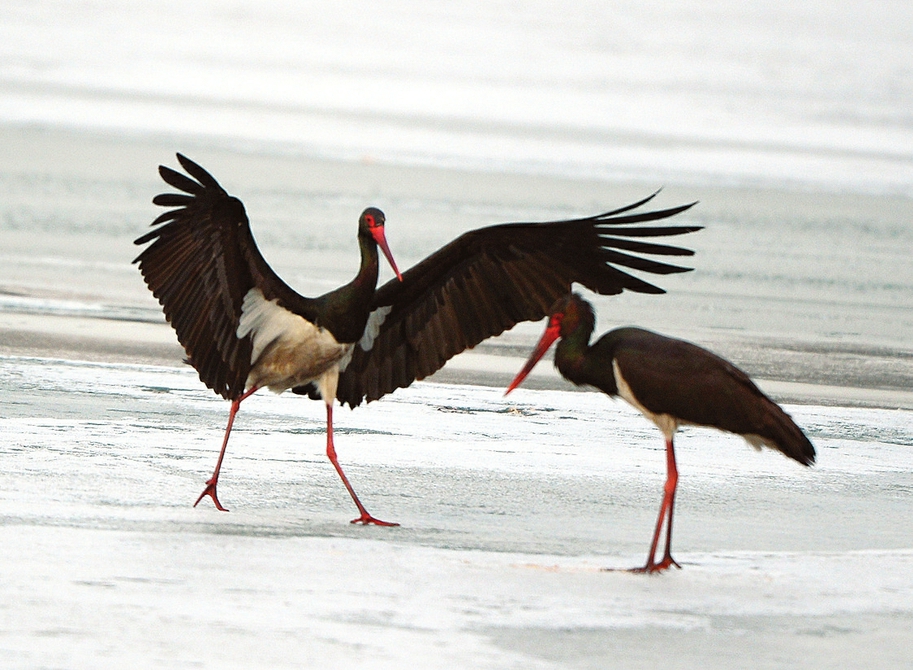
[[134, 154, 700, 524], [505, 293, 816, 572]]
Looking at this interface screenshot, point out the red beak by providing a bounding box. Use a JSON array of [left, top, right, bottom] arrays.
[[505, 316, 562, 395], [371, 226, 403, 282]]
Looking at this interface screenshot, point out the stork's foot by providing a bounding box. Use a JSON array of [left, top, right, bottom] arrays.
[[350, 512, 399, 527], [193, 478, 229, 512], [630, 554, 681, 574]]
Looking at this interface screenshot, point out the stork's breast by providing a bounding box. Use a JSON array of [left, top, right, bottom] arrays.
[[238, 288, 350, 392], [612, 359, 680, 439]]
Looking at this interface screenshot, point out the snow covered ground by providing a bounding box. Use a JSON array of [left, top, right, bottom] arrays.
[[1, 356, 911, 668]]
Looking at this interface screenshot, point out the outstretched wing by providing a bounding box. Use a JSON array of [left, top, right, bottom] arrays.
[[334, 193, 700, 407], [133, 154, 315, 400]]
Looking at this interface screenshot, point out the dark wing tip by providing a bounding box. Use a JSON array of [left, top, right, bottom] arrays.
[[152, 193, 193, 207], [133, 228, 158, 247], [158, 164, 205, 196], [595, 194, 697, 221], [174, 153, 224, 191], [596, 203, 699, 228]]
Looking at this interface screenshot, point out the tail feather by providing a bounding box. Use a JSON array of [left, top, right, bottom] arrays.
[[745, 401, 815, 466]]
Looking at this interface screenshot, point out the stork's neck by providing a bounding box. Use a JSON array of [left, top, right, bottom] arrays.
[[314, 231, 379, 344], [553, 309, 596, 388], [338, 229, 380, 324], [351, 230, 380, 295]]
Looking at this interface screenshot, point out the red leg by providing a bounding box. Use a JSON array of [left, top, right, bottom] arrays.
[[631, 436, 682, 573], [655, 436, 682, 571], [194, 386, 259, 512], [325, 403, 398, 527]]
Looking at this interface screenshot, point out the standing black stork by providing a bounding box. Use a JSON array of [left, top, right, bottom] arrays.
[[134, 154, 701, 525], [505, 293, 815, 572]]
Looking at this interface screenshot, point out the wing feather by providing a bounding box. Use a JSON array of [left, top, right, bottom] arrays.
[[158, 165, 207, 195], [133, 154, 312, 400], [336, 197, 700, 407], [597, 236, 694, 256]]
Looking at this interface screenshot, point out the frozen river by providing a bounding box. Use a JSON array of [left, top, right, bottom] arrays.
[[1, 356, 912, 668]]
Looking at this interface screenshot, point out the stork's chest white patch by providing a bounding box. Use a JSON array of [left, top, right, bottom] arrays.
[[237, 288, 349, 392], [612, 359, 679, 439]]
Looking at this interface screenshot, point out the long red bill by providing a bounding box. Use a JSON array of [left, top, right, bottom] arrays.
[[372, 226, 403, 282], [505, 315, 562, 395]]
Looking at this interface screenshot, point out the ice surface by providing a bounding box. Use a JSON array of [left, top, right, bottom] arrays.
[[1, 356, 911, 668]]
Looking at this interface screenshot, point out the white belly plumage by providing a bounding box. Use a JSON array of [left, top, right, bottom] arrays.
[[237, 288, 351, 394], [612, 359, 680, 440]]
